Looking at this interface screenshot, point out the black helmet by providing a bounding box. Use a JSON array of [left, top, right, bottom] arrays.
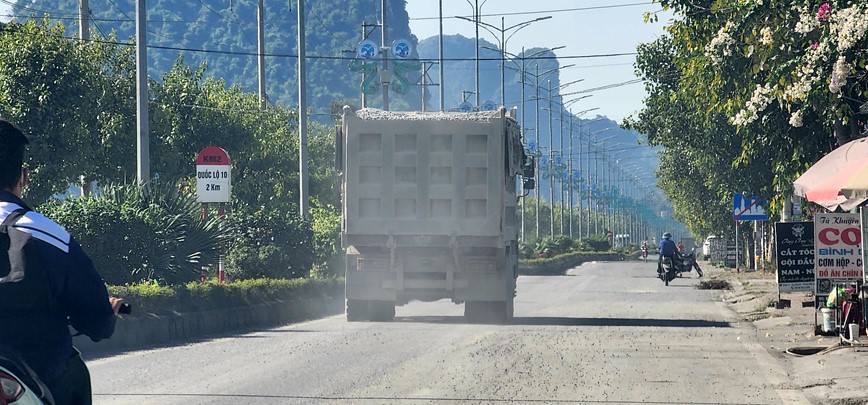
[[662, 232, 672, 240]]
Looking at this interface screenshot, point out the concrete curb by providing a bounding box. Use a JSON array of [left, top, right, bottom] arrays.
[[74, 296, 345, 354]]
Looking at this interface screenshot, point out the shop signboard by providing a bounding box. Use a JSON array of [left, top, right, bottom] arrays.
[[725, 241, 737, 268], [814, 213, 863, 308], [775, 222, 814, 292]]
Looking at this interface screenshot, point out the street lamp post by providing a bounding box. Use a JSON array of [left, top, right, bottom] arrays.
[[543, 78, 582, 236], [560, 103, 595, 238], [463, 16, 552, 108], [522, 63, 574, 238], [588, 130, 617, 236]]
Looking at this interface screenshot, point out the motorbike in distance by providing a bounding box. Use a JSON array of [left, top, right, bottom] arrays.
[[0, 303, 131, 405]]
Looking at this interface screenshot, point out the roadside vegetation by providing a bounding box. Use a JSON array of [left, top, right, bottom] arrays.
[[0, 20, 343, 313], [626, 0, 868, 239]]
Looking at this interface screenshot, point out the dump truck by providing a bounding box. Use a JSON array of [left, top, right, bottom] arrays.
[[336, 107, 533, 323]]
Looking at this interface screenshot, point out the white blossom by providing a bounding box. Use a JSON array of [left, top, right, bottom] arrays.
[[760, 27, 773, 46], [705, 22, 736, 64], [829, 5, 868, 52], [829, 56, 850, 94], [784, 40, 827, 101], [795, 6, 821, 33], [789, 110, 804, 127], [732, 83, 774, 126]]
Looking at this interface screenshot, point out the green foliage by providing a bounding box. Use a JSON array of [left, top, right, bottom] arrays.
[[40, 182, 227, 284], [310, 203, 343, 278], [107, 277, 344, 315], [626, 0, 868, 238], [224, 206, 314, 280], [0, 20, 135, 202], [13, 0, 423, 113], [519, 251, 625, 276], [580, 234, 612, 252]]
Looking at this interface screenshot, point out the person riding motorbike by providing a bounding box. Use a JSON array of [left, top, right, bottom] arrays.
[[0, 120, 123, 405], [658, 232, 683, 274]]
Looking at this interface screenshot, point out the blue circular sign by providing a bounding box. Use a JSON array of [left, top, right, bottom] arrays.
[[458, 101, 473, 113], [480, 100, 497, 111], [357, 40, 379, 60], [391, 39, 413, 59]]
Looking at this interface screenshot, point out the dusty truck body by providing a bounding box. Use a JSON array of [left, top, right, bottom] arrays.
[[336, 107, 531, 322]]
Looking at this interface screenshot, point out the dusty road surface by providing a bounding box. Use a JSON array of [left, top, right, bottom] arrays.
[[89, 261, 802, 405]]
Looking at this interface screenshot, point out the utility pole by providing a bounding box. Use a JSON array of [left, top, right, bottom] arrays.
[[587, 130, 593, 236], [257, 0, 266, 109], [136, 0, 149, 184], [381, 0, 390, 111], [298, 0, 309, 217], [548, 81, 555, 237], [519, 46, 526, 240], [361, 21, 367, 108], [500, 17, 505, 107], [439, 0, 444, 111], [421, 62, 428, 112], [559, 108, 565, 235], [568, 112, 574, 238], [577, 120, 583, 239], [79, 0, 89, 40], [474, 0, 480, 107], [534, 65, 541, 238], [79, 0, 90, 195]]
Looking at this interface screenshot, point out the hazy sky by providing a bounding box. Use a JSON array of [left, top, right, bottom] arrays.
[[404, 0, 672, 123], [0, 1, 672, 122]]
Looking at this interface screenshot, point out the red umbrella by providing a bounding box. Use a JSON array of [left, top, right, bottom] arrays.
[[804, 158, 868, 201], [794, 137, 868, 209], [840, 163, 868, 199]]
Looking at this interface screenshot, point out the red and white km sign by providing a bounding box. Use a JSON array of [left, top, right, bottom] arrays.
[[196, 146, 231, 203]]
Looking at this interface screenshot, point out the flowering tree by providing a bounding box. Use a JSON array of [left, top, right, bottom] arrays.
[[626, 0, 868, 236]]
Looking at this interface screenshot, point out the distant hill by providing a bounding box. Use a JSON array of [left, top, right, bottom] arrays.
[[417, 34, 658, 192], [10, 0, 424, 113]]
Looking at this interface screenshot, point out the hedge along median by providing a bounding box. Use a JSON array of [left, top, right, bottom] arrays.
[[519, 251, 625, 276], [75, 278, 345, 353]]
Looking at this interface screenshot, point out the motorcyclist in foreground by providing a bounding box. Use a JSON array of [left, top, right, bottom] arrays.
[[0, 120, 123, 405], [657, 232, 683, 275]]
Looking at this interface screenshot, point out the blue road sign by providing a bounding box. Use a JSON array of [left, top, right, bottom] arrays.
[[357, 40, 379, 60], [733, 194, 768, 220], [391, 39, 412, 59]]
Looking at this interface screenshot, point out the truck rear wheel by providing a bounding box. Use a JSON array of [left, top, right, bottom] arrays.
[[369, 301, 396, 322], [346, 299, 368, 322], [464, 300, 513, 324]]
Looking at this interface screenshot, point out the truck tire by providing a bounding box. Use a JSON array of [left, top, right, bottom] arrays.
[[346, 299, 368, 322], [464, 301, 485, 323], [503, 296, 514, 322], [369, 301, 396, 322], [465, 300, 512, 324]]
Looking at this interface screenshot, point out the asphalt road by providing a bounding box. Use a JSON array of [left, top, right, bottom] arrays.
[[88, 260, 791, 405]]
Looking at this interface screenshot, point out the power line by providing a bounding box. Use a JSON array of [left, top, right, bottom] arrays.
[[0, 0, 79, 19], [26, 31, 636, 62], [410, 2, 654, 21]]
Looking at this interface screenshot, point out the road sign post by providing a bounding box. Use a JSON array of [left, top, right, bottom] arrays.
[[196, 146, 231, 283], [733, 194, 768, 272]]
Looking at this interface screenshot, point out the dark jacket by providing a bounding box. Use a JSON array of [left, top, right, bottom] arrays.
[[658, 238, 678, 257], [0, 192, 115, 384]]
